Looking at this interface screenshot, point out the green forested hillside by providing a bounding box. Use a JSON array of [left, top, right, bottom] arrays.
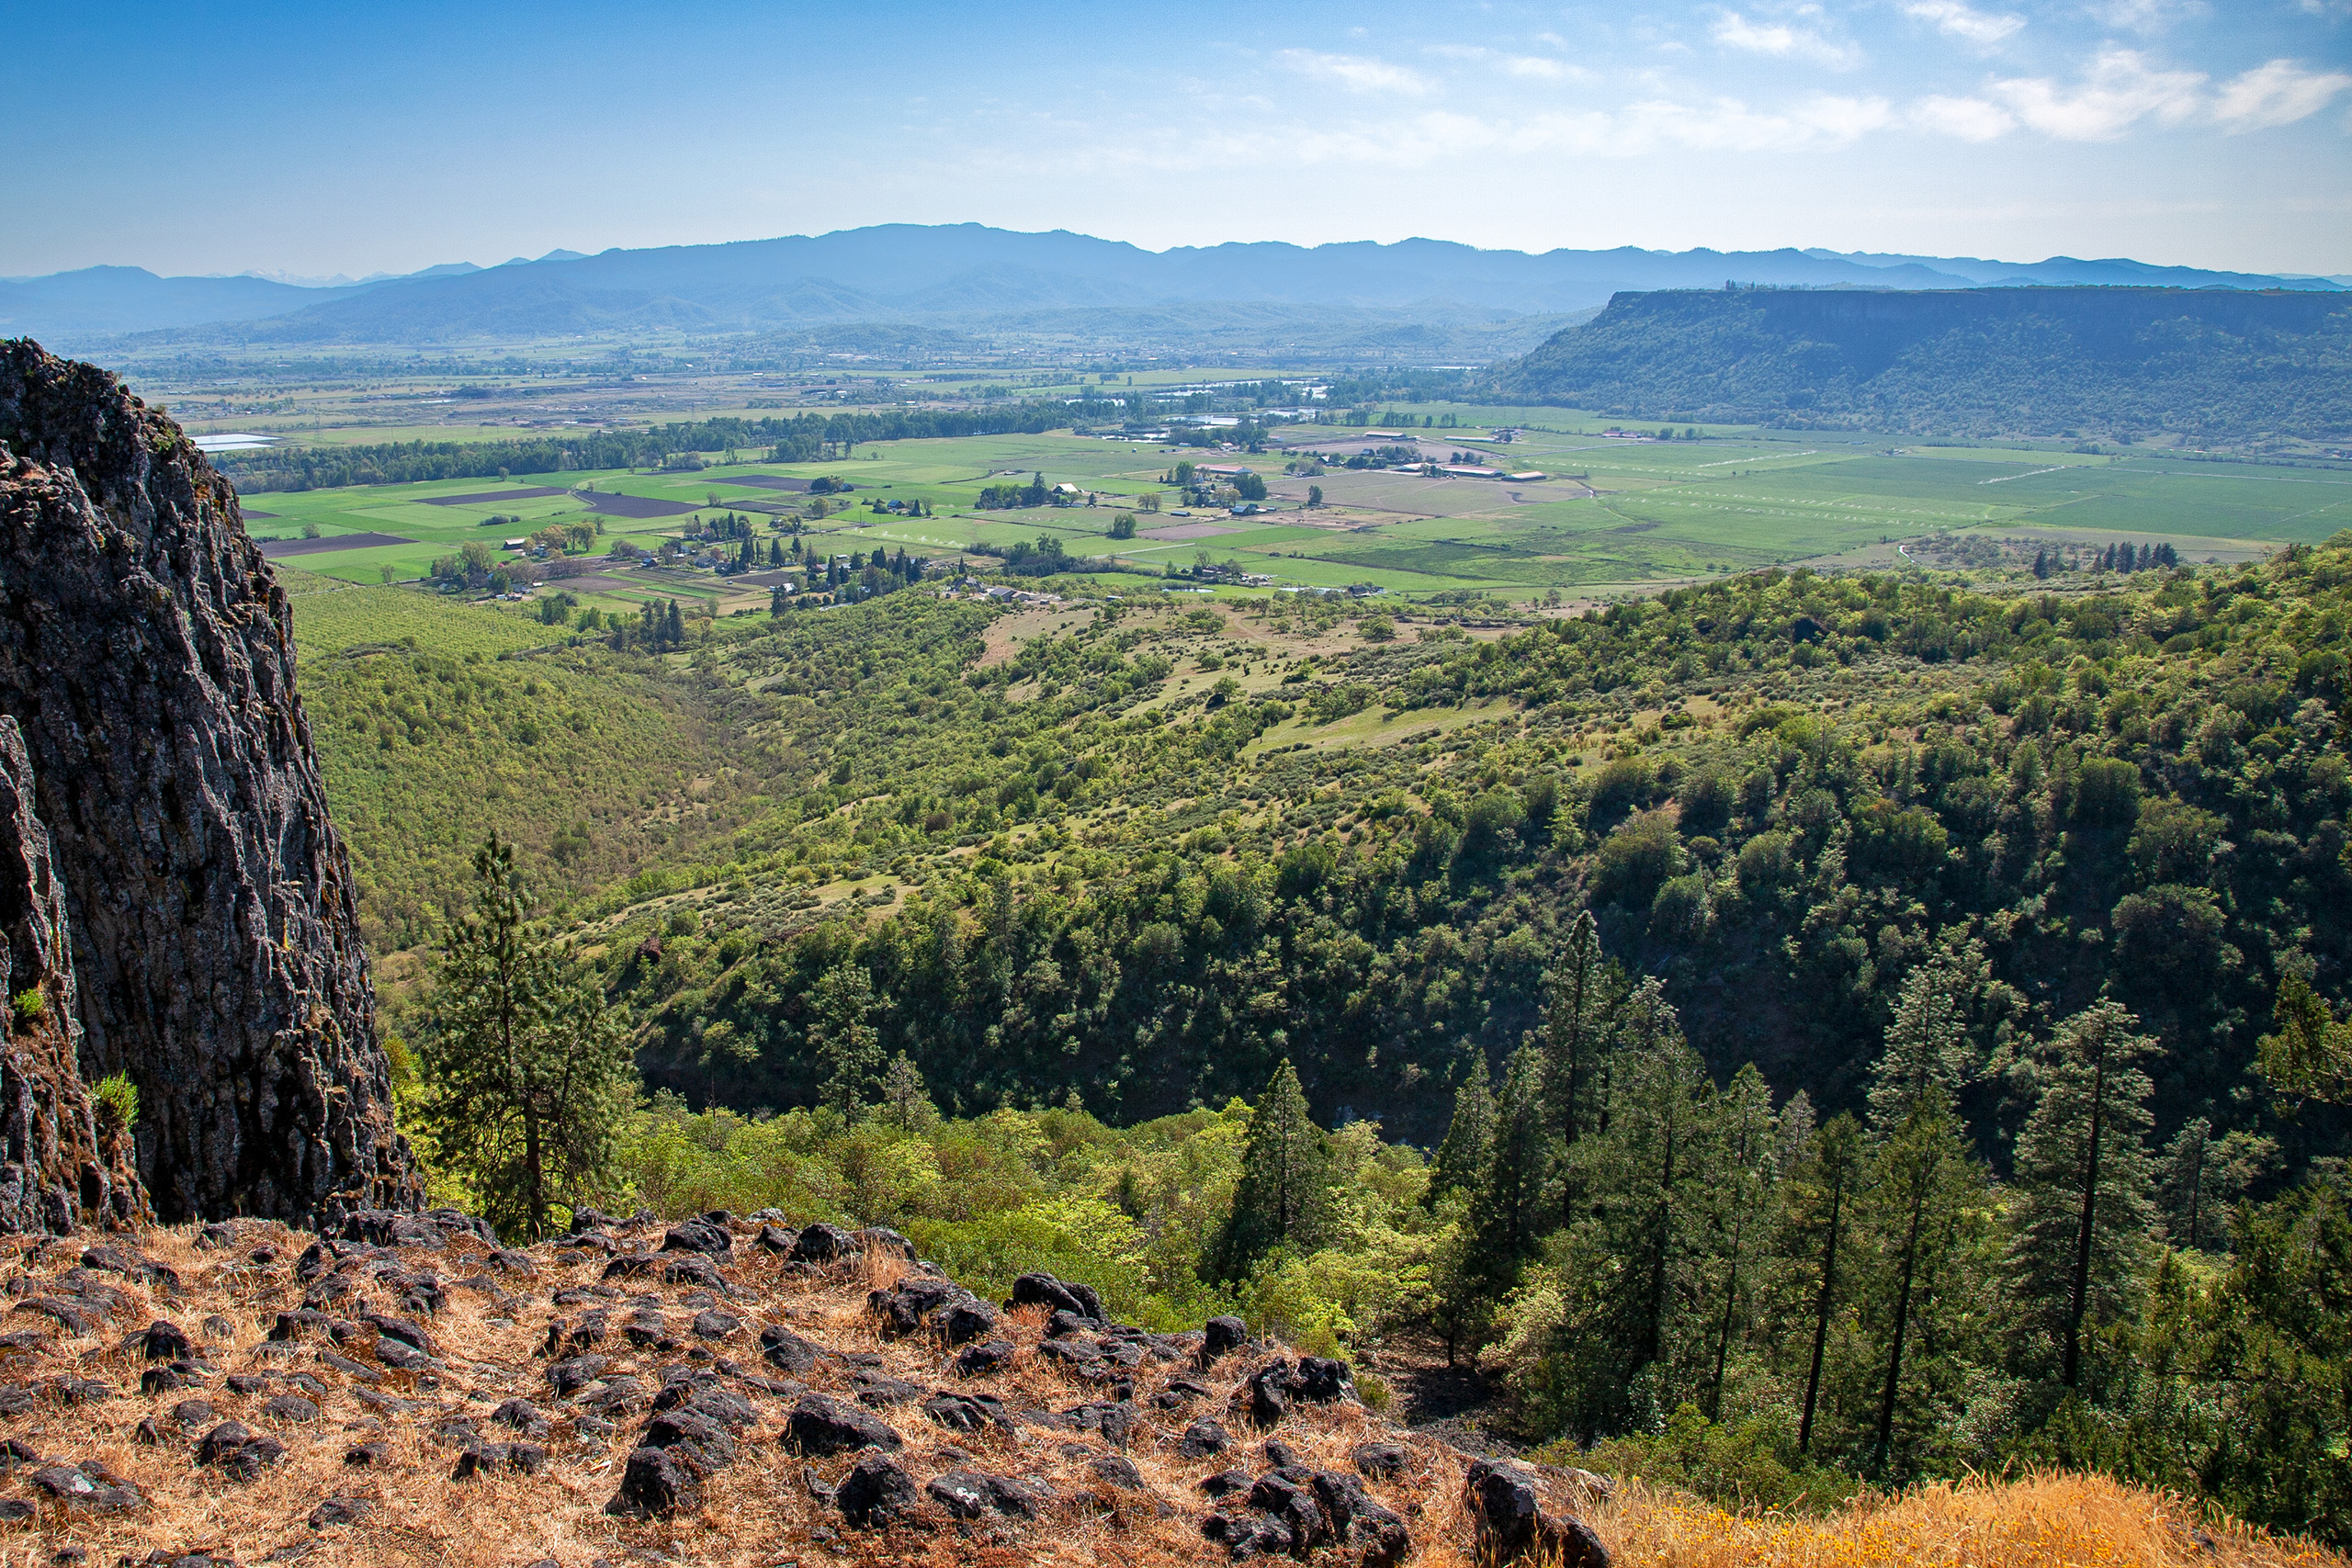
[[320, 536, 2352, 1540], [1496, 287, 2352, 443], [579, 551, 2351, 1173]]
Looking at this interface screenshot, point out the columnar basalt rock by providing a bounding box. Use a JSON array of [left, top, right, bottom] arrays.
[[0, 716, 145, 1232], [0, 340, 415, 1224]]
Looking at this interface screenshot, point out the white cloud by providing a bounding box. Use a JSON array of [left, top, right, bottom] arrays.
[[1278, 50, 1430, 96], [1421, 43, 1584, 80], [2083, 0, 2206, 32], [1912, 94, 2018, 139], [1617, 92, 1894, 150], [2212, 58, 2352, 130], [1903, 1, 2025, 46], [1711, 9, 1860, 66], [1990, 48, 2205, 139]]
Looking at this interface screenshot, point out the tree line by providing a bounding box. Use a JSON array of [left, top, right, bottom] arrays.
[[211, 403, 1094, 491]]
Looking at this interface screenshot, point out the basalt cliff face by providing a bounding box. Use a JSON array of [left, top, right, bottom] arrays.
[[0, 339, 414, 1225], [0, 716, 145, 1232]]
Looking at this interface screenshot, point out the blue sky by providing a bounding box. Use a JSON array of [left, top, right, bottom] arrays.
[[7, 0, 2346, 278]]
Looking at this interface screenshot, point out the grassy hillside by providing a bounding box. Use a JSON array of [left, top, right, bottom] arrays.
[[1496, 287, 2352, 445], [280, 568, 735, 948]]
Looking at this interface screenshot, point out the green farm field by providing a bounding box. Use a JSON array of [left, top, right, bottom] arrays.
[[232, 420, 2349, 628]]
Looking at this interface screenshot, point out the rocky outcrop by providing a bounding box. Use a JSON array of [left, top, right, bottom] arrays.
[[0, 340, 414, 1224], [0, 716, 144, 1232]]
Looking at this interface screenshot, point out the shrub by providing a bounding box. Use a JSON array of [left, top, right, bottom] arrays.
[[1552, 1403, 1863, 1516], [92, 1074, 139, 1134], [1594, 811, 1683, 907], [1676, 768, 1735, 835], [9, 989, 43, 1029], [1589, 756, 1654, 822]]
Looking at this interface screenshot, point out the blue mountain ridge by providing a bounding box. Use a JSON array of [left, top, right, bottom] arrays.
[[4, 224, 2337, 344]]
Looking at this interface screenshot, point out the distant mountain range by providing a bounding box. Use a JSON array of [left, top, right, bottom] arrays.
[[1, 225, 2339, 348], [1498, 286, 2352, 442]]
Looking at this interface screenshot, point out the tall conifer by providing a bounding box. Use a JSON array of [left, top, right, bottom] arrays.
[[1215, 1060, 1331, 1279], [2008, 1000, 2161, 1389]]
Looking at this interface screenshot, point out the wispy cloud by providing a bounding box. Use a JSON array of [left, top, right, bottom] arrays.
[[1903, 1, 2026, 46], [1278, 50, 1430, 96], [1911, 94, 2018, 139], [2082, 0, 2207, 33], [1422, 43, 1586, 81], [1711, 8, 1860, 66], [1989, 47, 2205, 139], [2211, 58, 2352, 128]]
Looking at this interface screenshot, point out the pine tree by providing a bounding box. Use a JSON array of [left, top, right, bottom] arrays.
[[1860, 972, 1981, 1472], [1541, 912, 1608, 1223], [1606, 983, 1713, 1376], [1702, 1063, 1779, 1418], [1430, 1050, 1497, 1206], [415, 837, 636, 1239], [1785, 1111, 1865, 1455], [1215, 1060, 1330, 1279], [808, 964, 882, 1121], [1870, 964, 1972, 1130], [2008, 1000, 2161, 1390], [879, 1053, 937, 1131], [664, 600, 684, 648], [1466, 1042, 1552, 1295]]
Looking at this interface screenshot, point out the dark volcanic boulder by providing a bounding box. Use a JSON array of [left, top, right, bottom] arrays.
[[1176, 1417, 1231, 1460], [1464, 1457, 1610, 1568], [784, 1393, 900, 1456], [1202, 1314, 1249, 1359], [757, 1323, 821, 1374], [0, 343, 415, 1224], [0, 716, 145, 1233], [662, 1217, 731, 1256], [1007, 1272, 1102, 1320], [605, 1408, 738, 1519], [926, 1467, 1047, 1518], [786, 1222, 858, 1263], [836, 1454, 921, 1528], [953, 1338, 1014, 1377]]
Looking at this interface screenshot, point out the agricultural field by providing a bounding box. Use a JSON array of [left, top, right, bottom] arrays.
[[222, 395, 2352, 650]]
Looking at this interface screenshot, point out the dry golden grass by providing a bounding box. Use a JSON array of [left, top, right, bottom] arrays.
[[1582, 1472, 2342, 1568], [3, 1220, 2340, 1568]]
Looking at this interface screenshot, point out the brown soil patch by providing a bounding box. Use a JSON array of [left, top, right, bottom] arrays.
[[258, 534, 413, 558], [416, 489, 571, 507], [581, 492, 703, 520]]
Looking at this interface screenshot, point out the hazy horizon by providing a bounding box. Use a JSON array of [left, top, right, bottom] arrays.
[[10, 0, 2348, 281]]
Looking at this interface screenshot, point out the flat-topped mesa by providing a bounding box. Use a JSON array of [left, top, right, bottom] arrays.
[[0, 716, 144, 1232], [0, 339, 415, 1224]]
